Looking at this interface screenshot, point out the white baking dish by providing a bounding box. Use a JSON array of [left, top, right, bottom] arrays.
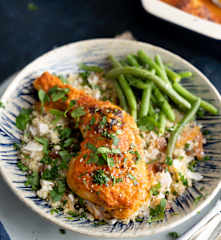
[[141, 0, 221, 40]]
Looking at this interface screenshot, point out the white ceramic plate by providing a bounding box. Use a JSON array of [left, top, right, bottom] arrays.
[[0, 39, 221, 238], [141, 0, 221, 40]]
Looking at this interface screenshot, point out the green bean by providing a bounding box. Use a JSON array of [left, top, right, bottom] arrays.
[[137, 50, 170, 84], [119, 60, 128, 67], [79, 63, 103, 73], [173, 82, 218, 115], [139, 83, 153, 119], [149, 103, 155, 116], [108, 55, 121, 68], [179, 71, 192, 79], [153, 87, 175, 122], [167, 98, 201, 159], [118, 75, 137, 120], [126, 54, 140, 67], [108, 56, 137, 120], [126, 75, 149, 89], [165, 66, 181, 83], [159, 112, 166, 135], [106, 66, 191, 110], [114, 80, 128, 112], [155, 54, 170, 84]]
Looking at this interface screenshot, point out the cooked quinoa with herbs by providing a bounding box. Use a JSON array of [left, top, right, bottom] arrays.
[[15, 51, 217, 224]]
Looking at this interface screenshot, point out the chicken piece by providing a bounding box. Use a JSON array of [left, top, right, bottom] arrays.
[[34, 72, 152, 220], [161, 0, 221, 23]]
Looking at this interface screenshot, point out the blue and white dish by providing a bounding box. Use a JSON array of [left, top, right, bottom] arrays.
[[0, 39, 221, 238]]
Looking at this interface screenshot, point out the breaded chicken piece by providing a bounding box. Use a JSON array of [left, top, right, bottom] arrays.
[[161, 0, 221, 23], [34, 72, 152, 220]]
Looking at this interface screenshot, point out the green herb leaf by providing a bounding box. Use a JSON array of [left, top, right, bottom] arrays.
[[50, 180, 66, 202], [58, 75, 68, 84], [86, 142, 97, 152], [38, 89, 47, 105], [58, 127, 72, 140], [179, 173, 188, 186], [16, 108, 32, 131], [71, 107, 85, 118], [112, 135, 119, 146], [64, 100, 76, 117], [0, 101, 5, 108], [17, 161, 28, 172], [25, 171, 40, 190], [50, 109, 64, 124], [89, 116, 96, 126], [165, 156, 173, 166], [149, 198, 166, 222], [34, 137, 49, 154], [150, 183, 161, 196], [127, 173, 137, 185], [92, 170, 110, 185]]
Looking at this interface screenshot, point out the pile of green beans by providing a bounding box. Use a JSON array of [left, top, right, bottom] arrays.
[[107, 50, 218, 158]]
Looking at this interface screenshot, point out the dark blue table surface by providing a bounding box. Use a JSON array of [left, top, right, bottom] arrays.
[[0, 1, 221, 239]]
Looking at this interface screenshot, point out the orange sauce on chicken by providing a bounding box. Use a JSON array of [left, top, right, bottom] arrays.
[[161, 0, 221, 24]]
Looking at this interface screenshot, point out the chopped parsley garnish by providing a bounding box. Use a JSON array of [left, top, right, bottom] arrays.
[[185, 143, 191, 151], [203, 156, 210, 161], [179, 173, 188, 186], [112, 135, 119, 146], [149, 198, 166, 222], [150, 183, 161, 196], [64, 100, 76, 117], [17, 161, 28, 172], [13, 143, 20, 151], [99, 116, 107, 128], [89, 116, 96, 126], [86, 142, 97, 152], [63, 138, 74, 148], [111, 176, 123, 185], [42, 166, 59, 180], [50, 180, 66, 202], [86, 145, 118, 167], [34, 137, 49, 154], [16, 108, 32, 131], [58, 75, 68, 84], [188, 160, 198, 172], [59, 150, 72, 169], [50, 109, 64, 124], [58, 127, 72, 140], [194, 194, 203, 204], [92, 170, 110, 185], [127, 173, 137, 185], [165, 156, 173, 166], [48, 86, 69, 102], [0, 101, 5, 108], [79, 71, 91, 88], [71, 107, 85, 118], [38, 89, 49, 106], [168, 232, 179, 239], [25, 171, 40, 191]]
